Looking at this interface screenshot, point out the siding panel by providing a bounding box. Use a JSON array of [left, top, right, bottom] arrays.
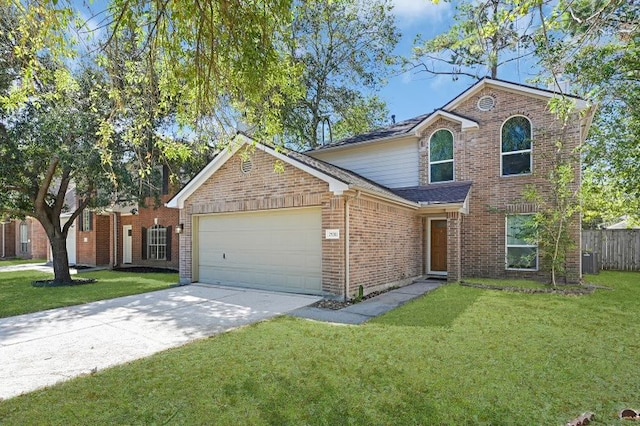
[[310, 139, 419, 188]]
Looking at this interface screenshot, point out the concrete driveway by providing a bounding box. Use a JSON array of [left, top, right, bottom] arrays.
[[0, 284, 320, 400]]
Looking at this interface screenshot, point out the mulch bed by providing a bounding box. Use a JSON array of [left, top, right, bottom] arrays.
[[32, 279, 97, 288], [311, 287, 399, 310], [113, 266, 178, 274], [459, 281, 604, 295]]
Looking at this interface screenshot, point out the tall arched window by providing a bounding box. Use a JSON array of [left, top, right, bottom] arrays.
[[429, 129, 454, 183], [501, 116, 532, 176]]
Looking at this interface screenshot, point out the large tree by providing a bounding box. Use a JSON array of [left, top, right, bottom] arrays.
[[0, 67, 128, 283], [545, 0, 640, 216], [283, 0, 399, 149], [0, 0, 306, 283], [410, 0, 539, 80]]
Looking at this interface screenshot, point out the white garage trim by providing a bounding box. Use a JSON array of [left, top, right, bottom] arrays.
[[194, 207, 323, 294], [167, 135, 348, 209]]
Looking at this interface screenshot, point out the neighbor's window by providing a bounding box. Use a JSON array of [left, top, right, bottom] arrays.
[[501, 116, 532, 176], [80, 210, 93, 232], [20, 222, 28, 253], [148, 225, 167, 260], [429, 129, 454, 183], [506, 215, 538, 270]]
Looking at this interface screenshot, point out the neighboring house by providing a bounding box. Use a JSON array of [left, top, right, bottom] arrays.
[[167, 78, 594, 298], [0, 220, 16, 259], [74, 195, 180, 269], [0, 218, 48, 260], [604, 216, 640, 230]]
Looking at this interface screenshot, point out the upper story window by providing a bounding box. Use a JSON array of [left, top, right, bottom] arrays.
[[80, 210, 93, 232], [148, 225, 167, 260], [429, 129, 454, 183], [501, 116, 532, 176]]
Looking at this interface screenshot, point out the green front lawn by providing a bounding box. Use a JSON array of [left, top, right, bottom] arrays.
[[0, 270, 179, 318], [0, 271, 638, 425], [0, 258, 47, 267]]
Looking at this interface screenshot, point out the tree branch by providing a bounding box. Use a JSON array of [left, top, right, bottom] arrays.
[[35, 156, 59, 213]]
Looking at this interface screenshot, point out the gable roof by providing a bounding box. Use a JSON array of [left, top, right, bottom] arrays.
[[166, 134, 418, 209], [309, 113, 430, 152], [308, 77, 590, 153], [443, 77, 590, 111]]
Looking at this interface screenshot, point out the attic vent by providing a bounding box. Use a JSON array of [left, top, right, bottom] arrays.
[[477, 95, 496, 111], [240, 158, 253, 174]]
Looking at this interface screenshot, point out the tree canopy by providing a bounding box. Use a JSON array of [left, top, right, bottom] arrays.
[[283, 0, 399, 149], [410, 0, 538, 80]]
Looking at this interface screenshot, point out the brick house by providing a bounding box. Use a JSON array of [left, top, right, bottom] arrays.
[[74, 195, 180, 269], [167, 78, 594, 298], [0, 218, 48, 260]]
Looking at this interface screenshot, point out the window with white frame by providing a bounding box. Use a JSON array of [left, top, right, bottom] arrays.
[[429, 129, 454, 183], [148, 225, 167, 260], [19, 222, 28, 253], [80, 210, 93, 232], [506, 215, 538, 270], [501, 116, 532, 176]]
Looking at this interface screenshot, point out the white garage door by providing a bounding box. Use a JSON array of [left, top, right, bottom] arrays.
[[197, 208, 322, 293]]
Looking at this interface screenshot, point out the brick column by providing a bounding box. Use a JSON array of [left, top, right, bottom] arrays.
[[179, 207, 192, 284], [447, 212, 462, 282]]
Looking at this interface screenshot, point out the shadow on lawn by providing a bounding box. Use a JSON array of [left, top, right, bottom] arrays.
[[375, 285, 483, 328]]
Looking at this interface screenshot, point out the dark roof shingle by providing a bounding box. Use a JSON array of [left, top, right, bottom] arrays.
[[308, 113, 431, 152], [391, 182, 472, 204]]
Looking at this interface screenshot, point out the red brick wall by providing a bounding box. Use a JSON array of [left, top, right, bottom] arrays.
[[322, 196, 346, 296], [348, 196, 422, 296], [29, 219, 48, 260], [418, 87, 583, 282], [12, 219, 48, 260], [2, 221, 16, 258], [117, 195, 180, 269], [77, 213, 112, 266], [95, 215, 111, 266]]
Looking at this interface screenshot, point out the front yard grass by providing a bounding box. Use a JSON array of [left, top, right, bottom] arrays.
[[0, 270, 178, 318], [0, 258, 47, 267], [0, 271, 638, 425]]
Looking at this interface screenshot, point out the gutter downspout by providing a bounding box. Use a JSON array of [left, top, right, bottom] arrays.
[[1, 222, 5, 258], [344, 197, 350, 301], [343, 191, 361, 301]]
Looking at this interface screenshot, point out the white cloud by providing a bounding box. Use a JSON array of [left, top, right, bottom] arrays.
[[391, 0, 451, 26]]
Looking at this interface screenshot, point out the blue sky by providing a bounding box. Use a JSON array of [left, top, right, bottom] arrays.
[[73, 0, 543, 124], [384, 0, 541, 122]]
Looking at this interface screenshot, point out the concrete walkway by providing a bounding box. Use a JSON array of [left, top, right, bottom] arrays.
[[289, 279, 445, 325], [0, 262, 78, 274], [0, 284, 320, 400]]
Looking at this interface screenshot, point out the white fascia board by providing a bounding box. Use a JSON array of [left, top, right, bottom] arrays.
[[419, 190, 470, 214], [254, 144, 349, 195], [417, 200, 467, 214], [413, 110, 479, 136], [166, 134, 350, 209], [351, 187, 420, 210], [166, 139, 244, 209], [444, 78, 590, 111]]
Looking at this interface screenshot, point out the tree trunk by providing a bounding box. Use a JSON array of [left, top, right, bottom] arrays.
[[49, 233, 73, 284]]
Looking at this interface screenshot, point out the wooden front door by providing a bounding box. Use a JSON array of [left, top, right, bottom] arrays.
[[430, 219, 447, 274]]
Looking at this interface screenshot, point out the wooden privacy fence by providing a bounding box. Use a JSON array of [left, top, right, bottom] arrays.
[[582, 229, 640, 271]]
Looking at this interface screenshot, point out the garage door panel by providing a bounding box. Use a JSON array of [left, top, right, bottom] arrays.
[[197, 208, 322, 293]]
